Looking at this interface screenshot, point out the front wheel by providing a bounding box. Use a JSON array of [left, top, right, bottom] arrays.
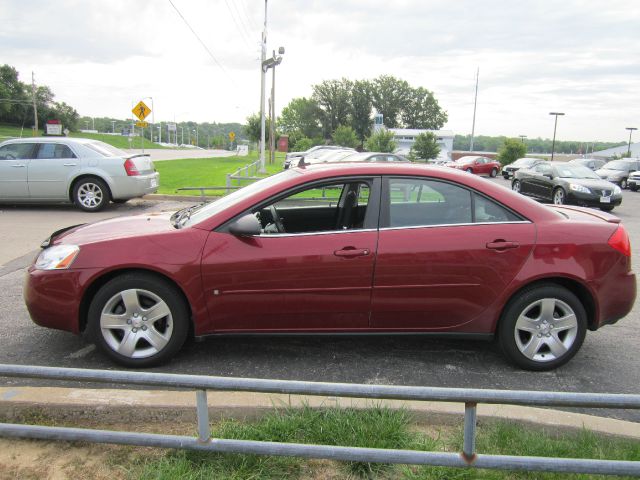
[[498, 284, 587, 370], [552, 187, 566, 205], [73, 177, 109, 212], [87, 273, 189, 367], [490, 168, 498, 178], [512, 180, 521, 193], [620, 178, 628, 189]]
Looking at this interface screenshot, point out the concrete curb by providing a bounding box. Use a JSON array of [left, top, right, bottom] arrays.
[[1, 387, 638, 440]]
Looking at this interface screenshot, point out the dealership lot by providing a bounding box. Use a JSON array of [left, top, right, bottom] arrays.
[[1, 177, 639, 422]]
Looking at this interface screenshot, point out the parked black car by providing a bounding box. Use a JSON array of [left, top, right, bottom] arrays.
[[512, 162, 622, 211], [501, 157, 545, 179], [569, 158, 607, 171]]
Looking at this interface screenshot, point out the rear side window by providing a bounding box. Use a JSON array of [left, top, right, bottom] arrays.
[[36, 144, 76, 159], [474, 194, 521, 223], [0, 143, 37, 160]]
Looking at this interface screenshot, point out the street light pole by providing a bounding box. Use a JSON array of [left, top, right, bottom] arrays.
[[626, 127, 637, 156], [519, 135, 527, 143], [549, 112, 565, 161], [270, 46, 285, 165], [259, 0, 268, 174]]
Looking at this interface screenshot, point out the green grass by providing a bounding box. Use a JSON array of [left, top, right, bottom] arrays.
[[132, 407, 640, 480], [0, 123, 163, 149], [154, 152, 284, 195]]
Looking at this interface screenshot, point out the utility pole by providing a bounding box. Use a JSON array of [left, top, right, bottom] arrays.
[[31, 72, 38, 134], [111, 120, 116, 133], [549, 112, 565, 161], [259, 0, 268, 173], [626, 127, 637, 156], [470, 67, 479, 152], [270, 50, 276, 165]]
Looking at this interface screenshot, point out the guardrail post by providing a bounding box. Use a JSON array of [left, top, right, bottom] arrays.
[[226, 174, 231, 195], [462, 402, 477, 463], [196, 390, 210, 443]]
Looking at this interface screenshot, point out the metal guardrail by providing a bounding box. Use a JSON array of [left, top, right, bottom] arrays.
[[175, 186, 241, 200], [0, 364, 639, 476]]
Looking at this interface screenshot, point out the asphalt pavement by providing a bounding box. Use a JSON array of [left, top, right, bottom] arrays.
[[1, 179, 639, 422]]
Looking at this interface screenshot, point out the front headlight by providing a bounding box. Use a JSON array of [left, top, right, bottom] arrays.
[[614, 185, 622, 195], [35, 245, 80, 270], [569, 183, 591, 194]]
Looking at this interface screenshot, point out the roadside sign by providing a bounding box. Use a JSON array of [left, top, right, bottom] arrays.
[[135, 121, 149, 128], [132, 101, 151, 121], [167, 123, 177, 132], [229, 131, 236, 142]]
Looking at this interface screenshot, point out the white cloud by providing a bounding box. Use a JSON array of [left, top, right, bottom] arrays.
[[1, 0, 639, 141]]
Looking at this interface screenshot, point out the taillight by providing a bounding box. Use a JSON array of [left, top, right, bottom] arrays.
[[608, 225, 631, 257], [124, 158, 140, 176]]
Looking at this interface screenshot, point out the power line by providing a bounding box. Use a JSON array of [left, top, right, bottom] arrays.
[[238, 0, 259, 31], [223, 0, 254, 50], [168, 0, 229, 75]]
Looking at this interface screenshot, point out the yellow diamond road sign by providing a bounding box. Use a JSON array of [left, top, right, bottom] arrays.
[[229, 131, 236, 141], [135, 121, 149, 128], [132, 101, 151, 121]]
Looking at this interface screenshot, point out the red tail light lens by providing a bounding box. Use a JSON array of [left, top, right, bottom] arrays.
[[124, 158, 139, 176], [608, 225, 631, 257]]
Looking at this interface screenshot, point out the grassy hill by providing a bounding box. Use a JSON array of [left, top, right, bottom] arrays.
[[0, 124, 163, 149]]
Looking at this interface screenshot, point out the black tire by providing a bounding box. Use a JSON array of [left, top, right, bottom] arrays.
[[552, 187, 566, 205], [86, 273, 189, 367], [620, 178, 628, 189], [630, 185, 638, 192], [466, 168, 473, 173], [511, 180, 521, 193], [73, 177, 109, 212], [498, 284, 587, 371], [490, 168, 498, 178], [502, 173, 510, 179], [600, 205, 615, 212], [112, 198, 129, 204]]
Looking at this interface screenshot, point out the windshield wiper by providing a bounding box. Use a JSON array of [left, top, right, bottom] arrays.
[[171, 203, 205, 229]]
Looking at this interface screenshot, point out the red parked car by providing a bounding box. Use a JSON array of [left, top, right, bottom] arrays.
[[24, 163, 635, 370], [447, 155, 501, 177]]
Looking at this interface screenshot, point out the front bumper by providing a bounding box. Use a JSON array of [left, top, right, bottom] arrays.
[[566, 190, 622, 208]]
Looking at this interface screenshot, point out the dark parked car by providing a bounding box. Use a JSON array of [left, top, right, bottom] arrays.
[[447, 156, 501, 177], [501, 157, 545, 179], [512, 162, 622, 211], [25, 163, 635, 371], [595, 159, 640, 189], [569, 158, 607, 171]]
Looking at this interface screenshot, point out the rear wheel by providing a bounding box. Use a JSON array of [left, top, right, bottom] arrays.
[[87, 273, 189, 367], [498, 284, 587, 370], [512, 180, 521, 193], [73, 177, 109, 212], [552, 187, 566, 205], [490, 168, 498, 178], [466, 167, 473, 173]]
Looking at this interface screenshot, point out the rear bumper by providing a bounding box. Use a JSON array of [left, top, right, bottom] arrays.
[[110, 172, 159, 200], [590, 268, 636, 329]]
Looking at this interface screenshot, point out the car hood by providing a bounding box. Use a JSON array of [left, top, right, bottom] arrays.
[[595, 168, 625, 178], [561, 177, 620, 191], [52, 212, 176, 246]]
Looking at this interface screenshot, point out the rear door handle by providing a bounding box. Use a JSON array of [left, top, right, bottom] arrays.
[[486, 240, 519, 251], [334, 247, 371, 258], [64, 163, 77, 166], [10, 164, 26, 168]]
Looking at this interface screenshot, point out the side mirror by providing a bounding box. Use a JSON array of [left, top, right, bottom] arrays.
[[229, 214, 261, 236], [543, 173, 553, 179]]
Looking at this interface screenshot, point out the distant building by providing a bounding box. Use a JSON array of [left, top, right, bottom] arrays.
[[372, 113, 454, 159], [591, 143, 640, 159]]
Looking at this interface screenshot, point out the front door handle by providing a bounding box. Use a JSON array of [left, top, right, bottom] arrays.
[[10, 164, 26, 168], [334, 247, 371, 258], [486, 240, 519, 251], [64, 163, 77, 166]]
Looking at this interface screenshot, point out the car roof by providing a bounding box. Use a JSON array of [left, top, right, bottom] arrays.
[[0, 136, 96, 145]]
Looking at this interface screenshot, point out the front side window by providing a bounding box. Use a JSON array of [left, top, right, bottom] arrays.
[[257, 180, 371, 234], [0, 143, 36, 160]]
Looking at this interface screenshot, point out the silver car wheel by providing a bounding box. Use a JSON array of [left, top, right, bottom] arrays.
[[100, 288, 174, 359], [512, 180, 521, 193], [77, 182, 104, 209], [553, 188, 565, 205], [514, 298, 578, 363]]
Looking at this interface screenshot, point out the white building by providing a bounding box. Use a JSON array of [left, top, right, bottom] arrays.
[[372, 113, 454, 159]]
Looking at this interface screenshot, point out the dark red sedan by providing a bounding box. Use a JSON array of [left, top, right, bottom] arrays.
[[447, 155, 502, 177], [24, 163, 635, 370]]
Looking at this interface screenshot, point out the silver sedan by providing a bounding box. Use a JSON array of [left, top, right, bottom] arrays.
[[0, 137, 159, 211]]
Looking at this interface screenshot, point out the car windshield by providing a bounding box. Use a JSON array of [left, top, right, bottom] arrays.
[[555, 164, 600, 179], [184, 169, 301, 227], [513, 158, 537, 167], [603, 160, 632, 171], [84, 141, 128, 157]]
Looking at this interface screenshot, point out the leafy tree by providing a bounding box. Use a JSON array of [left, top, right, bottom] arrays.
[[365, 129, 397, 153], [294, 136, 315, 152], [278, 97, 323, 139], [371, 75, 410, 128], [497, 138, 527, 166], [332, 125, 359, 148], [401, 87, 447, 130], [410, 132, 441, 160], [0, 65, 29, 124], [312, 79, 352, 138], [244, 113, 271, 144], [350, 80, 372, 144]]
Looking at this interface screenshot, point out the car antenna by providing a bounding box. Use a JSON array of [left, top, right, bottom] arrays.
[[297, 156, 307, 168]]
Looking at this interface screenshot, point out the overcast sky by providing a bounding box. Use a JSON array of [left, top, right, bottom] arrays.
[[2, 0, 639, 142]]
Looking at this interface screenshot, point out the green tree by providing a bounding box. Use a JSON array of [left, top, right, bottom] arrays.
[[371, 75, 410, 128], [278, 97, 323, 139], [244, 113, 271, 144], [0, 65, 29, 125], [365, 129, 397, 153], [294, 136, 315, 152], [349, 80, 372, 144], [497, 138, 527, 166], [401, 87, 448, 130], [332, 125, 359, 148], [312, 78, 352, 138], [410, 132, 441, 160]]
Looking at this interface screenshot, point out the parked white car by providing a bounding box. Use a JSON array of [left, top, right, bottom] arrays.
[[0, 137, 159, 211]]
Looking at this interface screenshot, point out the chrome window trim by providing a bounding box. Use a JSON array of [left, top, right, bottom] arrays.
[[256, 228, 378, 238], [379, 220, 532, 232]]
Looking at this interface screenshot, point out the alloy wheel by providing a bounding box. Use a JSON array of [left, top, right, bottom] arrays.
[[77, 182, 104, 209]]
